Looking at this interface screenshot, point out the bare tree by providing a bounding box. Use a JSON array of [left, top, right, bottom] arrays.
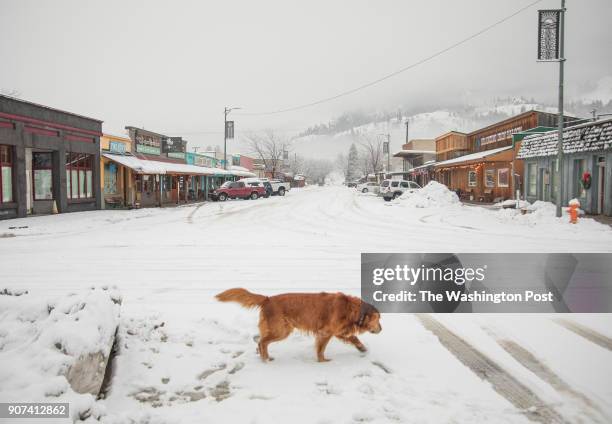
[[245, 130, 289, 178], [358, 134, 384, 177]]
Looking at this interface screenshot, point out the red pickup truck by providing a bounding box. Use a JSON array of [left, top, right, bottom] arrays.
[[211, 181, 266, 201]]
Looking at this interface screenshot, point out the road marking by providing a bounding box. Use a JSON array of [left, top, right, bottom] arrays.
[[416, 315, 568, 424]]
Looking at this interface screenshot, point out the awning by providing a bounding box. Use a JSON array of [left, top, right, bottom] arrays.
[[103, 153, 230, 176], [230, 166, 257, 178], [434, 146, 513, 168]]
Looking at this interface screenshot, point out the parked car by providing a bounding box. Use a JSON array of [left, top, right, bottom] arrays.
[[347, 181, 358, 188], [211, 181, 266, 201], [380, 179, 421, 201], [269, 179, 290, 196], [240, 177, 290, 196], [356, 181, 380, 194]]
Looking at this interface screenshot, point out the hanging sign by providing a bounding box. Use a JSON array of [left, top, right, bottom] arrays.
[[225, 121, 235, 139], [537, 10, 561, 61]]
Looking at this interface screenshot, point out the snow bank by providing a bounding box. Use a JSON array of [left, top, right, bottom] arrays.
[[0, 286, 121, 421], [495, 200, 604, 229], [398, 181, 460, 208], [495, 199, 530, 209]]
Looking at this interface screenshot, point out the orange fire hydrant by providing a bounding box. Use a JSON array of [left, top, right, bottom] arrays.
[[567, 199, 580, 224]]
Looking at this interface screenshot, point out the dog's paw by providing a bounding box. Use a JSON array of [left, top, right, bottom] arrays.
[[317, 358, 331, 363], [357, 345, 367, 353]]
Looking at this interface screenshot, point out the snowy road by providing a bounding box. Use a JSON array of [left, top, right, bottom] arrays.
[[1, 186, 612, 423]]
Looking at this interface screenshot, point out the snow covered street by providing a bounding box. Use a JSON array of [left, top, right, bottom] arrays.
[[2, 186, 612, 423]]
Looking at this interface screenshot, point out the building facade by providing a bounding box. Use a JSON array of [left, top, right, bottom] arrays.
[[0, 95, 102, 220], [100, 133, 134, 208], [435, 111, 578, 202], [517, 118, 612, 216]]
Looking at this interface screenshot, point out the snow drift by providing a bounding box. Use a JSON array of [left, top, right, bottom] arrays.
[[398, 181, 460, 208], [0, 286, 121, 421]]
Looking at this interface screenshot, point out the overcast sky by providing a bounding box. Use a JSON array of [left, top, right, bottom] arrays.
[[1, 0, 611, 148]]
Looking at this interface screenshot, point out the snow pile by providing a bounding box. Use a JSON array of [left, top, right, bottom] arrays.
[[398, 181, 460, 208], [495, 199, 531, 209], [0, 286, 121, 421], [495, 200, 605, 230]]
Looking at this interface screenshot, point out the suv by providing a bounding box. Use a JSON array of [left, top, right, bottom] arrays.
[[356, 182, 380, 194], [380, 179, 421, 201], [212, 181, 266, 201], [269, 179, 290, 196]]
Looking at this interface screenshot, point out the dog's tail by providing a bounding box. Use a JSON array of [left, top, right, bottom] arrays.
[[215, 288, 267, 309]]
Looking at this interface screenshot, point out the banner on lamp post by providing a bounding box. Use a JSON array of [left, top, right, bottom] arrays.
[[537, 9, 561, 61]]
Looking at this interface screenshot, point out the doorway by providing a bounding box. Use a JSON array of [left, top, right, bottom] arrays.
[[597, 157, 606, 215]]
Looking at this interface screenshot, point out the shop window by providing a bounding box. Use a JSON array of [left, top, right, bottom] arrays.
[[497, 168, 509, 187], [527, 163, 537, 197], [573, 159, 586, 199], [33, 152, 54, 200], [468, 171, 477, 187], [104, 162, 119, 194], [0, 145, 14, 203], [65, 152, 93, 200], [485, 169, 495, 188]]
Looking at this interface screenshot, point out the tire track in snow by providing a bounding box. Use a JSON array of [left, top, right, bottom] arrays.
[[483, 327, 609, 424], [554, 319, 612, 352], [416, 315, 568, 424]]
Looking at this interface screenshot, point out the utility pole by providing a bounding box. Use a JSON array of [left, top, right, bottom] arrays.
[[405, 120, 409, 144], [555, 0, 566, 218]]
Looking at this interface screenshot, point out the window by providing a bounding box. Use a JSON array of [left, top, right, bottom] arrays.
[[497, 168, 509, 187], [400, 182, 409, 188], [468, 171, 477, 187], [0, 145, 14, 203], [573, 159, 586, 199], [485, 169, 495, 188], [409, 182, 421, 189], [33, 152, 54, 200], [104, 162, 118, 194], [391, 181, 399, 187], [65, 152, 94, 200], [527, 163, 537, 197]]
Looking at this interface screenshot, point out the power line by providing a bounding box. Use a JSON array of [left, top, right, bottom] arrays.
[[236, 0, 544, 117]]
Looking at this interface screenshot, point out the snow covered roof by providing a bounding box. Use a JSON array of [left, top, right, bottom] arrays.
[[517, 118, 612, 159], [435, 146, 513, 167], [393, 149, 436, 157], [229, 165, 256, 177], [103, 153, 229, 175], [409, 161, 437, 172]]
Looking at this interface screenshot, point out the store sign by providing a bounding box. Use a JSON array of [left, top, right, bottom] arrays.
[[109, 141, 126, 154], [163, 137, 187, 154], [168, 152, 186, 160], [479, 126, 522, 146], [194, 156, 213, 167], [538, 10, 561, 61], [135, 132, 162, 155]]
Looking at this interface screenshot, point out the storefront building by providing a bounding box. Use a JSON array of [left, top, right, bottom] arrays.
[[100, 134, 134, 208], [434, 111, 578, 202], [393, 139, 435, 185], [517, 118, 612, 216], [0, 95, 102, 219]]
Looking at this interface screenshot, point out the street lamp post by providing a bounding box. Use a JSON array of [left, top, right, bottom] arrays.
[[537, 2, 566, 218], [224, 107, 241, 170]]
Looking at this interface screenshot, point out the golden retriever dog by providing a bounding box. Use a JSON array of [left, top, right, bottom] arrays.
[[215, 288, 382, 362]]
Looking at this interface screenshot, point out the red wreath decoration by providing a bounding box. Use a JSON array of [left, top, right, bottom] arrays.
[[581, 171, 592, 190]]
